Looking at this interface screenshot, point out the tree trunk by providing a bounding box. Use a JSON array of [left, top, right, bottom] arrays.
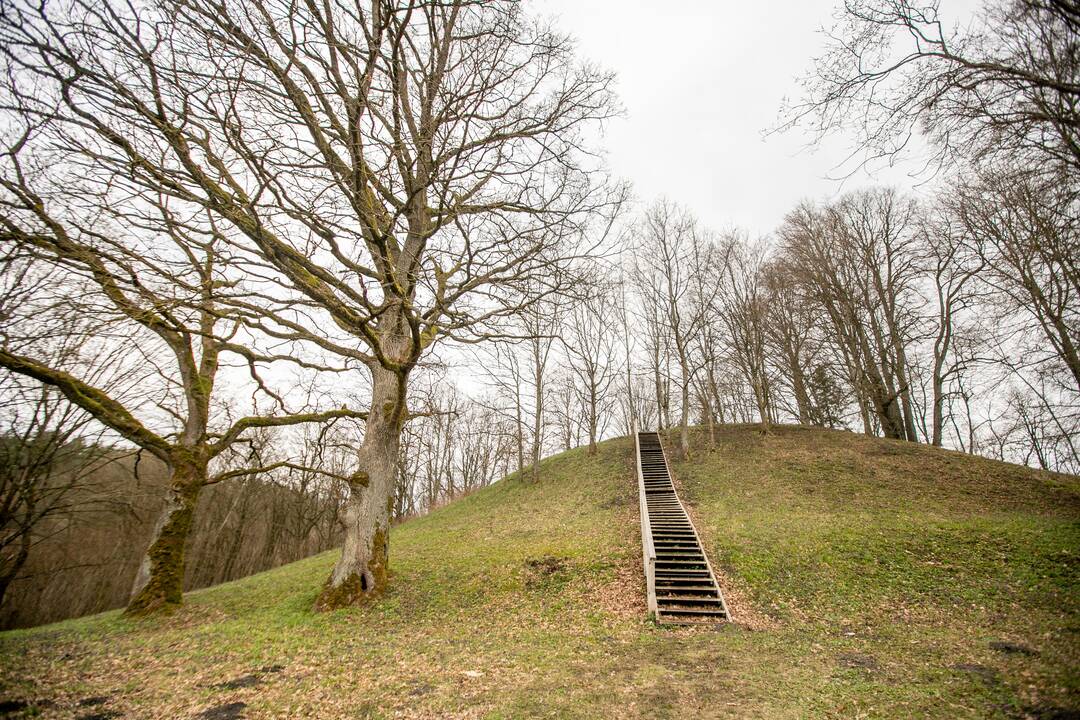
[[126, 452, 205, 615], [789, 354, 811, 424], [314, 365, 404, 610], [893, 345, 919, 442], [514, 378, 524, 479], [852, 322, 906, 440], [678, 374, 690, 460], [930, 296, 951, 447], [652, 350, 665, 432], [875, 386, 907, 440], [860, 402, 873, 435], [931, 360, 946, 447], [587, 385, 598, 456], [753, 375, 771, 435], [532, 350, 543, 482], [700, 388, 716, 450], [707, 370, 726, 425]]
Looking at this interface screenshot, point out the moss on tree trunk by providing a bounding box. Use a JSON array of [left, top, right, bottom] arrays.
[[312, 525, 388, 611], [125, 456, 204, 616], [315, 365, 401, 611]]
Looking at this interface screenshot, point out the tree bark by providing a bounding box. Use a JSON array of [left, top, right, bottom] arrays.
[[678, 371, 691, 460], [892, 342, 920, 442], [587, 384, 598, 456], [126, 452, 205, 615], [531, 340, 543, 482], [707, 369, 726, 425], [753, 372, 771, 435], [513, 356, 525, 479], [788, 354, 812, 424], [652, 345, 665, 432], [315, 365, 404, 610], [699, 387, 716, 450], [931, 346, 948, 447]]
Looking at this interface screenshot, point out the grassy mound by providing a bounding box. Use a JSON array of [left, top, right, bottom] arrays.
[[1, 425, 1077, 718]]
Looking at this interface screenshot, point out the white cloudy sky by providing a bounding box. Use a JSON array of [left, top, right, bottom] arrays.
[[533, 0, 979, 237]]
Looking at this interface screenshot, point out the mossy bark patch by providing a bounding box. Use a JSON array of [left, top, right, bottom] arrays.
[[368, 525, 389, 591], [125, 462, 204, 616], [312, 525, 389, 611], [313, 572, 365, 612]]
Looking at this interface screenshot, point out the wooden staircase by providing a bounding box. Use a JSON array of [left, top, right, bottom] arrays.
[[635, 431, 729, 625]]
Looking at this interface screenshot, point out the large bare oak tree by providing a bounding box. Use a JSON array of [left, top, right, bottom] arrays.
[[0, 0, 619, 608]]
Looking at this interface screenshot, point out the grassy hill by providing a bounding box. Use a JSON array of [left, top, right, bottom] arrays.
[[1, 425, 1077, 719]]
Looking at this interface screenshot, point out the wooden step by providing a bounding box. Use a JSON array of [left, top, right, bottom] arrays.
[[655, 586, 718, 594], [658, 608, 728, 618], [657, 596, 724, 604]]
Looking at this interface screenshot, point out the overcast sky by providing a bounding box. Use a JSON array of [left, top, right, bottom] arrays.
[[532, 0, 977, 238]]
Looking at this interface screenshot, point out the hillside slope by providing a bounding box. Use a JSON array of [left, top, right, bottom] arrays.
[[1, 425, 1077, 719]]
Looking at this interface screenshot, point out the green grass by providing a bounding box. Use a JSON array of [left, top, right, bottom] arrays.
[[1, 425, 1077, 718]]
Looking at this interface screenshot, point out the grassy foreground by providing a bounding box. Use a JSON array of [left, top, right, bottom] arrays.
[[0, 425, 1077, 719]]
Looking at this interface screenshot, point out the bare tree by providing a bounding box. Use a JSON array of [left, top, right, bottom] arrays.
[[639, 292, 673, 432], [0, 122, 363, 614], [921, 205, 985, 446], [521, 296, 564, 482], [685, 234, 732, 448], [549, 370, 580, 453], [762, 256, 820, 425], [718, 237, 775, 434], [843, 189, 923, 441], [2, 409, 354, 628], [954, 168, 1080, 392], [456, 403, 512, 494], [631, 200, 712, 459], [0, 0, 620, 609], [773, 0, 1079, 469], [614, 272, 653, 436], [391, 382, 513, 517], [779, 191, 923, 441], [564, 281, 622, 455], [479, 342, 529, 481], [778, 0, 1080, 180]]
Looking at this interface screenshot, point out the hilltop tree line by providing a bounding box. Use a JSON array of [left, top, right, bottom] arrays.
[[623, 171, 1076, 472], [482, 163, 1076, 478], [0, 0, 1076, 627]]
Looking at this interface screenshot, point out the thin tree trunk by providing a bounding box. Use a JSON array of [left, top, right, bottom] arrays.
[[514, 373, 524, 479], [707, 369, 725, 425], [587, 384, 598, 455], [679, 373, 690, 460], [931, 356, 947, 447], [531, 341, 543, 482], [789, 354, 811, 424], [652, 348, 665, 431], [753, 376, 771, 434], [700, 387, 716, 450], [963, 390, 977, 454], [930, 288, 951, 447], [859, 398, 873, 435]]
